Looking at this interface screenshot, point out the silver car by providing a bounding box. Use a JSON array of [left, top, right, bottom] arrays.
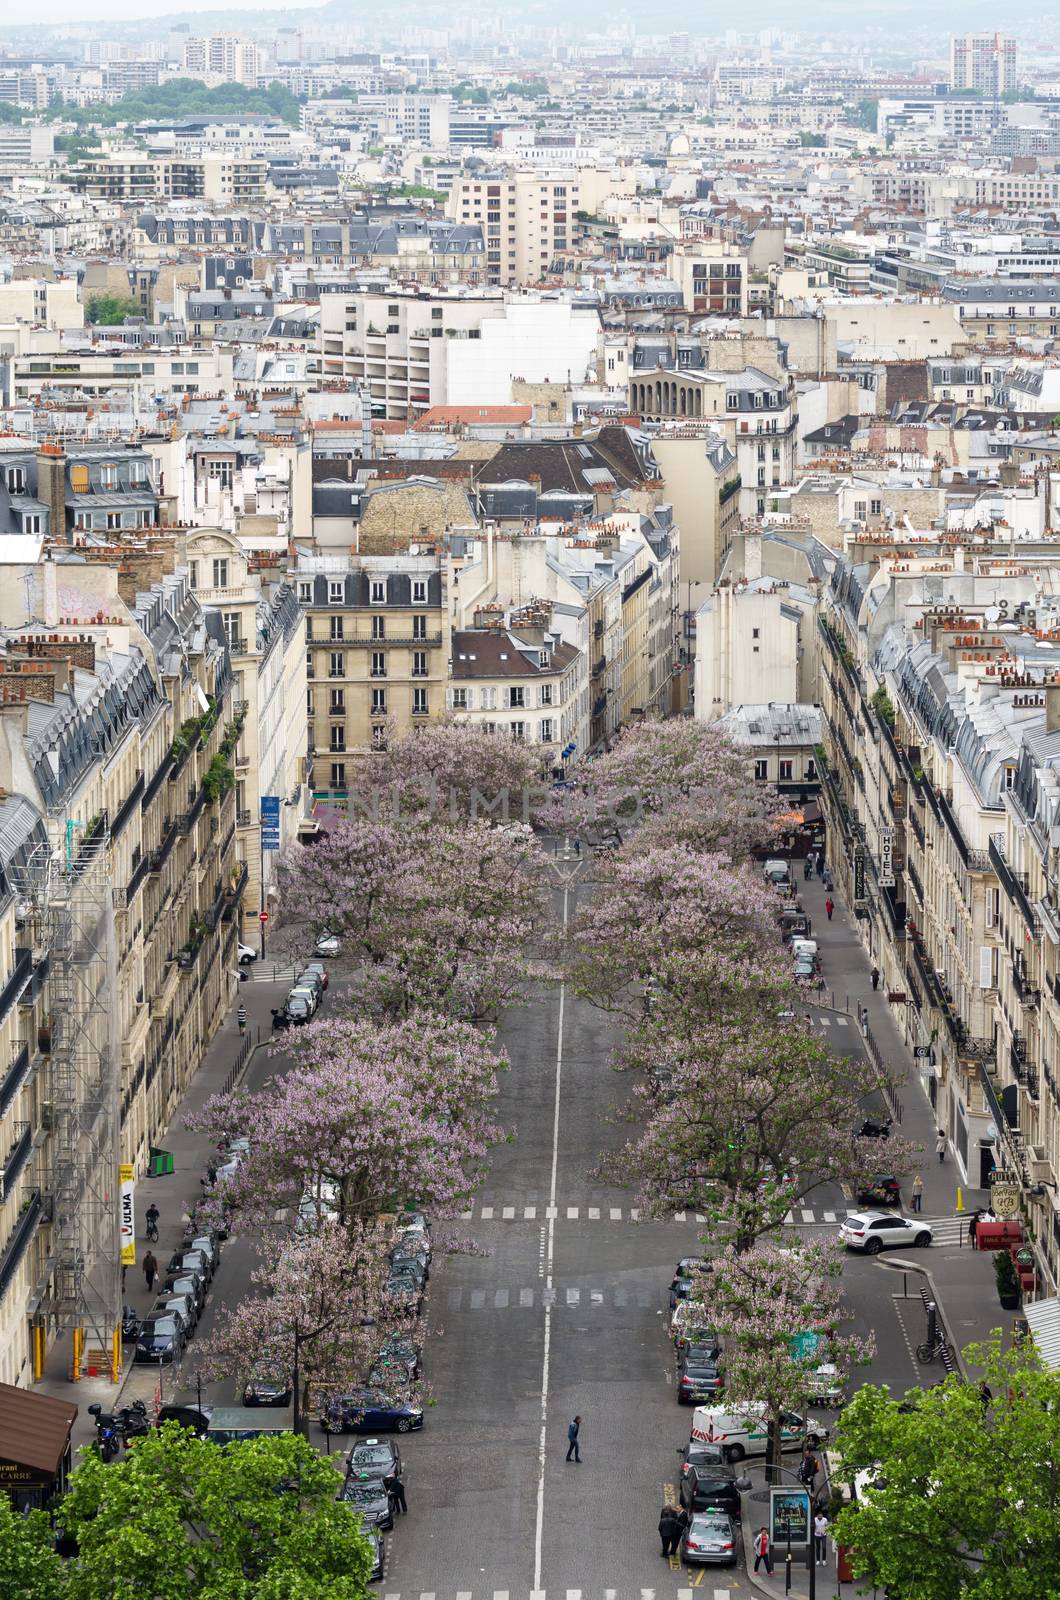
[[840, 1211, 933, 1254], [682, 1511, 738, 1566]]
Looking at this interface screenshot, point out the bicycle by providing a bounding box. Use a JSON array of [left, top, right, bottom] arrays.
[[916, 1336, 952, 1364], [145, 1210, 159, 1244]]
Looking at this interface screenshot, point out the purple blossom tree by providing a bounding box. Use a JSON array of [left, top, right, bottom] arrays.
[[195, 1220, 403, 1434], [191, 1011, 508, 1230], [688, 1236, 874, 1473], [274, 816, 548, 1019], [352, 718, 543, 824]]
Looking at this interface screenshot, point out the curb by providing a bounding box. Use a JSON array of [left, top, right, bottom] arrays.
[[874, 1255, 969, 1378]]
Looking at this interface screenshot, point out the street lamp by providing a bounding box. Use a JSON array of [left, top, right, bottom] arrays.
[[763, 1460, 820, 1600]]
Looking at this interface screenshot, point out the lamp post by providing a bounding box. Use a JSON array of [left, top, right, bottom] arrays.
[[766, 1460, 819, 1600]]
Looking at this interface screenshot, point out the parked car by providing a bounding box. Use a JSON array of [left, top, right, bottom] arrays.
[[806, 1363, 844, 1406], [678, 1457, 742, 1522], [242, 1375, 293, 1407], [288, 982, 320, 1016], [237, 943, 258, 964], [319, 1389, 424, 1435], [151, 1291, 197, 1335], [338, 1472, 394, 1530], [841, 1211, 932, 1253], [187, 1233, 221, 1273], [301, 961, 329, 992], [669, 1257, 711, 1309], [763, 858, 791, 886], [164, 1269, 207, 1312], [677, 1353, 725, 1404], [134, 1311, 187, 1365], [374, 1333, 421, 1379], [315, 932, 341, 958], [296, 970, 324, 1003], [166, 1249, 212, 1284], [157, 1403, 211, 1437], [347, 1438, 402, 1479], [681, 1511, 738, 1567], [365, 1529, 384, 1583], [690, 1404, 828, 1462], [855, 1174, 901, 1206], [386, 1269, 424, 1314], [284, 993, 315, 1026], [389, 1242, 429, 1282]]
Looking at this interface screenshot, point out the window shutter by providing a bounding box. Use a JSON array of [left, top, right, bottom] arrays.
[[979, 947, 994, 990]]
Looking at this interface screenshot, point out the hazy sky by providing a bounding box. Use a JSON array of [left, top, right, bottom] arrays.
[[27, 0, 320, 21]]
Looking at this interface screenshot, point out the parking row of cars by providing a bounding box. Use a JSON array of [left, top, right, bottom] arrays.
[[273, 959, 330, 1028]]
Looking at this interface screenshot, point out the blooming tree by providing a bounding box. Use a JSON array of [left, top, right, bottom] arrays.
[[601, 1017, 918, 1246], [566, 844, 785, 1022], [690, 1237, 873, 1472], [191, 1010, 508, 1230], [352, 718, 543, 824], [543, 717, 777, 860], [196, 1221, 402, 1433], [275, 816, 548, 1019]]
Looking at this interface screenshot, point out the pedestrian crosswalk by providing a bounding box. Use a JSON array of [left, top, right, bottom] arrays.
[[377, 1589, 733, 1600], [458, 1202, 847, 1226]]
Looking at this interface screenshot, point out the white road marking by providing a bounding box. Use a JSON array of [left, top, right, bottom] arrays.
[[837, 1016, 849, 1027], [591, 1290, 603, 1305], [610, 1207, 622, 1219], [460, 1210, 472, 1221], [566, 1590, 582, 1599], [502, 1206, 515, 1219], [823, 1210, 837, 1222], [567, 1287, 580, 1306], [630, 1207, 640, 1221], [801, 1209, 815, 1222], [567, 1206, 579, 1219], [481, 1207, 494, 1220], [674, 1211, 687, 1221], [588, 1207, 600, 1219], [533, 882, 568, 1593]]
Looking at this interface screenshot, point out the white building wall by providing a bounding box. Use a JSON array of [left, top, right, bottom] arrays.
[[444, 301, 600, 407]]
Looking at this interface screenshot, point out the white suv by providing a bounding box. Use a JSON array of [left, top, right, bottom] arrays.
[[840, 1211, 933, 1254]]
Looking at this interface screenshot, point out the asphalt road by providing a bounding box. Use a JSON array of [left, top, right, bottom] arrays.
[[122, 876, 944, 1600]]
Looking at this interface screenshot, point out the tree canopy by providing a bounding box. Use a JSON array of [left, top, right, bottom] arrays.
[[57, 79, 302, 129], [85, 293, 141, 327]]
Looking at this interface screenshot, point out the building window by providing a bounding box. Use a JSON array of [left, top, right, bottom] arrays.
[[306, 651, 315, 678], [212, 558, 229, 588], [752, 627, 760, 639], [372, 616, 386, 641], [330, 725, 346, 752], [6, 466, 25, 494], [371, 652, 386, 678], [370, 580, 386, 604], [779, 759, 793, 781], [806, 759, 817, 779], [508, 686, 525, 709], [540, 684, 553, 705], [330, 616, 344, 641], [412, 650, 428, 678], [329, 580, 344, 603], [329, 652, 343, 678], [412, 579, 428, 604], [372, 688, 387, 715], [371, 725, 386, 749], [223, 612, 242, 651], [412, 615, 427, 641], [330, 688, 344, 712], [188, 560, 199, 588], [100, 462, 118, 488], [540, 718, 554, 743], [330, 762, 346, 790], [754, 759, 769, 781], [412, 688, 428, 716], [71, 464, 90, 494], [452, 688, 468, 710], [299, 581, 312, 602], [511, 721, 526, 742]]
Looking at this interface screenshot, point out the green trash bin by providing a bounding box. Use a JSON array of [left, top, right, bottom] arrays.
[[149, 1148, 174, 1178]]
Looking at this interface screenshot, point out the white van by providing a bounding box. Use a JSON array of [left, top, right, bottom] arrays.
[[691, 1403, 829, 1462], [790, 938, 818, 963]]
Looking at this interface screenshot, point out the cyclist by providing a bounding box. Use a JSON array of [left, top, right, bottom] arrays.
[[145, 1203, 159, 1242], [237, 1003, 247, 1036]]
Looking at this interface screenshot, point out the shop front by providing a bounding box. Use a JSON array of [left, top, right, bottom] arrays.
[[0, 1382, 78, 1510]]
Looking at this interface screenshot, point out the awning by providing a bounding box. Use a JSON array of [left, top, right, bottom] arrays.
[[0, 1382, 77, 1481], [1024, 1296, 1060, 1371]]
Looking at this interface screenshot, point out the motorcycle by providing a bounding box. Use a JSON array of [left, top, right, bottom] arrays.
[[855, 1114, 893, 1140], [121, 1305, 140, 1343], [117, 1401, 151, 1445], [87, 1403, 122, 1462]]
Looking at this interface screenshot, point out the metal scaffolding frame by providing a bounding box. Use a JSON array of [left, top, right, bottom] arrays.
[[13, 827, 122, 1371]]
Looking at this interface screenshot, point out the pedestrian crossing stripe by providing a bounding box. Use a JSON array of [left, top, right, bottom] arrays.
[[377, 1592, 731, 1600], [458, 1204, 845, 1225]]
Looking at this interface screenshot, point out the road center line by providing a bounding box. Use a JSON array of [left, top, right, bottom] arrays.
[[533, 880, 568, 1591]]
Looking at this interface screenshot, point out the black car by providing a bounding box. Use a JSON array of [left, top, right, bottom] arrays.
[[319, 1389, 424, 1435], [386, 1270, 424, 1314], [365, 1529, 384, 1583], [134, 1311, 187, 1365], [669, 1257, 711, 1310], [166, 1250, 212, 1284], [242, 1376, 293, 1407], [856, 1173, 901, 1206], [346, 1439, 402, 1479], [677, 1355, 725, 1404], [681, 1337, 722, 1364], [158, 1402, 212, 1436], [338, 1473, 394, 1531], [376, 1333, 421, 1375], [680, 1438, 729, 1477], [389, 1244, 429, 1282], [368, 1358, 417, 1391], [151, 1291, 197, 1334], [678, 1459, 743, 1521]]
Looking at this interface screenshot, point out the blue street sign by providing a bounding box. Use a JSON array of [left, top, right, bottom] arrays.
[[260, 794, 281, 850], [789, 1331, 821, 1360]]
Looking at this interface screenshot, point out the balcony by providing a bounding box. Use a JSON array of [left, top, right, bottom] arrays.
[[937, 790, 969, 866], [111, 772, 145, 840], [223, 860, 249, 920], [0, 948, 32, 1031], [0, 1043, 29, 1120], [1012, 964, 1040, 1009], [237, 809, 252, 829], [202, 877, 227, 933], [1, 1121, 32, 1200], [0, 1188, 41, 1302]]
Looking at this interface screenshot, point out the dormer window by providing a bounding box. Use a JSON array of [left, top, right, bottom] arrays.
[[370, 580, 386, 604], [539, 650, 550, 666]]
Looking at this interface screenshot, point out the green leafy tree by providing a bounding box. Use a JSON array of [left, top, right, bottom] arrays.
[[834, 1336, 1060, 1600], [0, 1499, 66, 1600], [84, 293, 141, 326], [54, 79, 302, 130], [60, 1424, 373, 1599]]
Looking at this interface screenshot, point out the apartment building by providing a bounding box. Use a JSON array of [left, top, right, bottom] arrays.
[[0, 443, 159, 541], [76, 155, 267, 205], [950, 33, 1017, 96], [182, 34, 262, 88], [449, 620, 585, 766], [186, 531, 308, 938], [446, 172, 583, 286], [8, 346, 234, 405], [943, 280, 1060, 343], [817, 540, 1060, 1291], [296, 553, 448, 797]]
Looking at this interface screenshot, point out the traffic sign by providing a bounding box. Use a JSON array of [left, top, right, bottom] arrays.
[[259, 911, 269, 924], [260, 794, 281, 850]]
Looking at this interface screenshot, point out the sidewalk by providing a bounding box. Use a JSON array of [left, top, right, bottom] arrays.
[[799, 870, 1010, 1373], [37, 971, 288, 1453]]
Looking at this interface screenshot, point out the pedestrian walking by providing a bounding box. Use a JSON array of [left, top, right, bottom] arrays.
[[814, 1511, 829, 1567], [936, 1129, 947, 1164], [237, 1003, 247, 1036], [804, 857, 813, 881], [816, 856, 824, 880], [823, 869, 833, 891], [870, 965, 880, 991], [658, 1503, 683, 1558], [565, 1415, 581, 1463], [753, 1526, 773, 1575], [384, 1470, 407, 1514], [910, 1173, 924, 1213], [798, 1447, 819, 1488], [825, 896, 834, 921], [142, 1250, 158, 1293]]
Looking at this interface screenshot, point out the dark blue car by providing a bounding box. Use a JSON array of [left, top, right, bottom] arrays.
[[319, 1387, 424, 1435]]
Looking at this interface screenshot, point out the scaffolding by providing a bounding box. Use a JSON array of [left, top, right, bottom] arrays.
[[14, 826, 122, 1378]]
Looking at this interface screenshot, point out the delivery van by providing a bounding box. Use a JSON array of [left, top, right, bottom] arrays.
[[691, 1403, 828, 1462]]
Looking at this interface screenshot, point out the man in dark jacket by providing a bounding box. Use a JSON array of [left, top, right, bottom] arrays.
[[565, 1415, 581, 1462], [384, 1470, 407, 1515], [658, 1504, 684, 1557]]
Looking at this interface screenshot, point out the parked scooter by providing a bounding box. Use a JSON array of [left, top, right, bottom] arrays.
[[87, 1403, 122, 1462], [855, 1114, 893, 1140], [117, 1400, 151, 1445]]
